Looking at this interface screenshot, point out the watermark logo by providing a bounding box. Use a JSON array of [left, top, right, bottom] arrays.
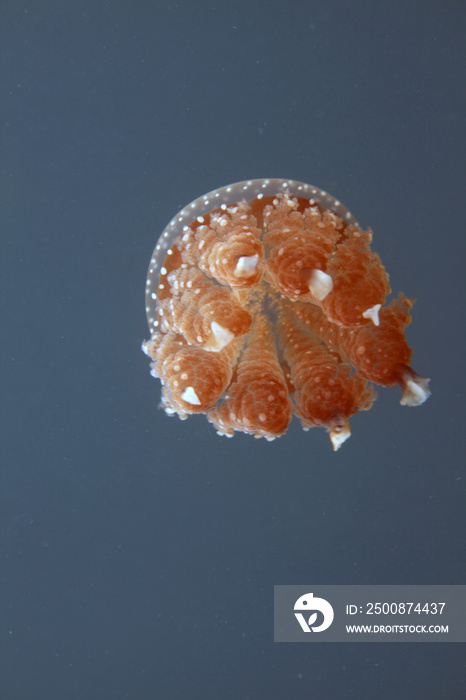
[[275, 586, 466, 642], [294, 592, 334, 632]]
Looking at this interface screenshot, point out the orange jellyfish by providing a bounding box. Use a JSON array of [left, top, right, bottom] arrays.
[[142, 179, 430, 449]]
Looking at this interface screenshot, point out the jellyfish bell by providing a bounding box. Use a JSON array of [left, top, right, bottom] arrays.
[[143, 178, 430, 449]]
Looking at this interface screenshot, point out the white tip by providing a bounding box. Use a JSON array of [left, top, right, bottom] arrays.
[[204, 321, 235, 352], [328, 413, 351, 451], [181, 386, 201, 405], [308, 269, 333, 300], [362, 303, 381, 326], [234, 254, 259, 278], [142, 337, 159, 360], [400, 374, 431, 407]]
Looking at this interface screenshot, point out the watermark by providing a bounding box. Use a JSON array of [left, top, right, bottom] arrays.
[[274, 586, 466, 642]]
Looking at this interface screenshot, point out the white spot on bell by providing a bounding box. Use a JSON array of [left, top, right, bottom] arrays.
[[203, 321, 235, 352], [362, 303, 381, 326], [307, 269, 333, 300], [234, 254, 259, 278], [181, 386, 201, 405]]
